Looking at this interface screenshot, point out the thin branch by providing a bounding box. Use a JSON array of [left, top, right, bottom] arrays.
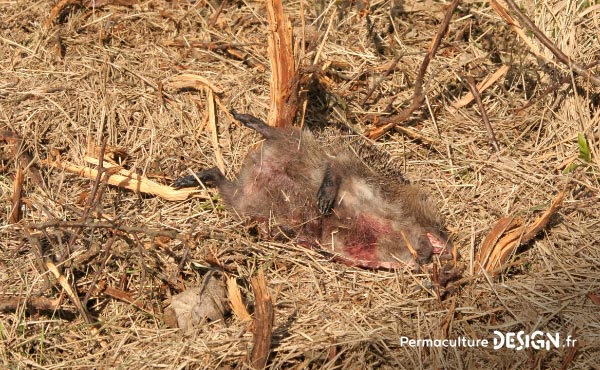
[[0, 296, 62, 313], [465, 76, 500, 153], [366, 0, 460, 139], [361, 55, 402, 106], [82, 233, 118, 305], [515, 59, 600, 113], [61, 137, 109, 263], [503, 0, 600, 87], [28, 219, 199, 241], [46, 261, 109, 348]]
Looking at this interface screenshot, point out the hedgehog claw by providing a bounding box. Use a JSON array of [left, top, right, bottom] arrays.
[[173, 167, 225, 189], [173, 175, 198, 189], [317, 166, 340, 215]]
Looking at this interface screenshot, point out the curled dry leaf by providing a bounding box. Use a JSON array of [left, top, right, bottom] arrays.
[[165, 274, 228, 334], [476, 191, 566, 276], [0, 130, 45, 189], [438, 262, 465, 288], [45, 0, 80, 29], [0, 295, 62, 313]]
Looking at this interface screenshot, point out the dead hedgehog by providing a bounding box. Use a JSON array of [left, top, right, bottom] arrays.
[[174, 111, 454, 269]]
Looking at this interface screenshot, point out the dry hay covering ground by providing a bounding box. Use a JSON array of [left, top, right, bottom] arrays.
[[1, 0, 599, 368]]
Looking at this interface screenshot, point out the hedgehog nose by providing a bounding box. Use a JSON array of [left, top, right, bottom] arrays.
[[427, 233, 452, 257]]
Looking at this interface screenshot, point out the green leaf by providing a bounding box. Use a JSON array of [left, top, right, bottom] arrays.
[[578, 133, 591, 163], [580, 0, 592, 10], [562, 162, 579, 174]]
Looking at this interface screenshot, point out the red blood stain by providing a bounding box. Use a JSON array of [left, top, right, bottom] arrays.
[[343, 214, 392, 262]]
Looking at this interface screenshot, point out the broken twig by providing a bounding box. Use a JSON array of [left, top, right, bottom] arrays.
[[498, 0, 600, 87], [10, 166, 24, 223], [367, 0, 460, 139], [249, 270, 274, 369], [266, 0, 298, 128], [465, 76, 500, 153]]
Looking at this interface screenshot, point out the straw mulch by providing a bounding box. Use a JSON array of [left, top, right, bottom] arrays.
[[1, 0, 599, 368]]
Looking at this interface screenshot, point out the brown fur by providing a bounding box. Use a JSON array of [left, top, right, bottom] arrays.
[[175, 114, 453, 269]]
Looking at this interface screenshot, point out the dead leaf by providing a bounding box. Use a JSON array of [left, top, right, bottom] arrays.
[[476, 191, 566, 276], [167, 274, 228, 334], [476, 216, 523, 272], [588, 292, 600, 306]]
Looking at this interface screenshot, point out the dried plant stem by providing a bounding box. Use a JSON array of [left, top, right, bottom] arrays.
[[515, 59, 600, 113], [27, 219, 198, 241], [465, 76, 500, 153], [502, 0, 600, 87], [367, 0, 460, 139], [46, 261, 109, 348], [361, 55, 402, 106], [10, 166, 24, 223], [0, 295, 61, 313]]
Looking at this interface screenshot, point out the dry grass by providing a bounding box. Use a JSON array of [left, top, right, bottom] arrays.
[[1, 0, 599, 368]]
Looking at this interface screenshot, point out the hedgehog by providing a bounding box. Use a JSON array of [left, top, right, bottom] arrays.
[[174, 111, 454, 269]]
